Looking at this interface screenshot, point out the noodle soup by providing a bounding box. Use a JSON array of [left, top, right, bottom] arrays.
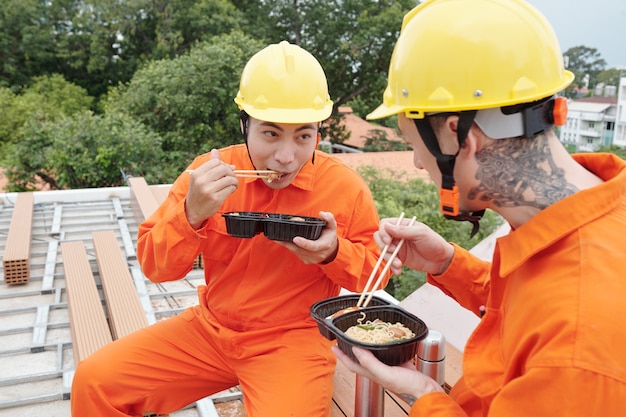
[[330, 305, 428, 366], [310, 294, 390, 340], [344, 315, 416, 344]]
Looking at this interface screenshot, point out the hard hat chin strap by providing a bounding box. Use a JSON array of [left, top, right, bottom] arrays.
[[413, 110, 484, 238], [239, 111, 257, 169]]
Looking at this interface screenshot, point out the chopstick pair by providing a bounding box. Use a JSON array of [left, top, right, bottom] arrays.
[[357, 212, 417, 309], [233, 170, 280, 179], [185, 169, 280, 180]]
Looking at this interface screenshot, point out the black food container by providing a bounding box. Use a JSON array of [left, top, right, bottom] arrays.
[[329, 305, 428, 366], [222, 212, 326, 241], [310, 294, 391, 340], [222, 212, 266, 238], [262, 213, 326, 241]]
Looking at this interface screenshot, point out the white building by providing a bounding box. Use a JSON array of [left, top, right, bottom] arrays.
[[559, 98, 616, 152], [614, 77, 626, 147]]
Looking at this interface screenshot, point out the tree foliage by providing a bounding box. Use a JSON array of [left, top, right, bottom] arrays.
[[0, 74, 93, 140], [597, 68, 625, 90], [362, 130, 411, 152], [0, 74, 94, 189], [3, 110, 165, 191], [563, 45, 607, 97], [0, 0, 245, 98]]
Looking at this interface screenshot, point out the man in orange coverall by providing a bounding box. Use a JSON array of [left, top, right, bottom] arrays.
[[70, 41, 389, 416], [333, 0, 626, 416]]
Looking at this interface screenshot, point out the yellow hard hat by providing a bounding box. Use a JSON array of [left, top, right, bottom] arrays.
[[234, 41, 333, 123], [367, 0, 575, 120]]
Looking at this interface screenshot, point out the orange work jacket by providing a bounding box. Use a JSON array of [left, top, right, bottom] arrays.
[[412, 153, 626, 416], [137, 145, 388, 332]]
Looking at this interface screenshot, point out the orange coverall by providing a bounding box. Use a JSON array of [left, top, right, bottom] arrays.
[[70, 144, 388, 417], [409, 153, 626, 416]]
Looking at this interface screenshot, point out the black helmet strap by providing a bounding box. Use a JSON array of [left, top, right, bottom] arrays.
[[413, 110, 484, 238]]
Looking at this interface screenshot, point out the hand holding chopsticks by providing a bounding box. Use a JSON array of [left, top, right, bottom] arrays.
[[358, 213, 418, 309]]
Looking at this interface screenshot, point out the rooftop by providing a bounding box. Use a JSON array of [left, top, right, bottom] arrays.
[[567, 101, 614, 112], [0, 177, 499, 417], [332, 151, 429, 182], [573, 96, 618, 105], [337, 107, 404, 149]]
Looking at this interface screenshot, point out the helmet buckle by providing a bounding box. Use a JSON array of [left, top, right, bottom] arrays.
[[440, 186, 460, 217]]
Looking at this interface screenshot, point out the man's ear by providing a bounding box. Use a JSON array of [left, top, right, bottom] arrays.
[[459, 125, 482, 160], [438, 115, 461, 155]]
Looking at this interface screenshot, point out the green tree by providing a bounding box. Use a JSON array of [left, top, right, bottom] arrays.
[[360, 166, 503, 300], [0, 74, 92, 147], [60, 0, 245, 99], [0, 0, 65, 90], [0, 0, 244, 99], [3, 110, 165, 191], [563, 46, 607, 97], [0, 87, 16, 145], [362, 130, 411, 152], [597, 68, 625, 90]]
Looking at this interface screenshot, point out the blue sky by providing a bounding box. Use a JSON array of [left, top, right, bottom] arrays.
[[527, 0, 626, 69]]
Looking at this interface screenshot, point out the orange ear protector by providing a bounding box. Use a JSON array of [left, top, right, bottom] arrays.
[[551, 96, 568, 126]]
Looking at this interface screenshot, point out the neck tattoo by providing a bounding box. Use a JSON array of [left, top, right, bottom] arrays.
[[468, 134, 579, 209]]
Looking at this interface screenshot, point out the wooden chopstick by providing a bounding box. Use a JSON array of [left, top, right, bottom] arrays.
[[233, 170, 277, 175], [233, 173, 272, 178], [360, 215, 417, 309], [184, 169, 279, 179], [356, 212, 405, 308]]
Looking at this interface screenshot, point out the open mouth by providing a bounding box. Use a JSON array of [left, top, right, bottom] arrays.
[[266, 171, 286, 183]]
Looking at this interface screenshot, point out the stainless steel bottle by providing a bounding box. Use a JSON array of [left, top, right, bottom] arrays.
[[416, 329, 446, 387]]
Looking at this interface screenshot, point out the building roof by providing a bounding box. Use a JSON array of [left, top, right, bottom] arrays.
[[337, 107, 404, 149], [567, 101, 613, 112], [573, 96, 618, 105], [333, 151, 430, 182]]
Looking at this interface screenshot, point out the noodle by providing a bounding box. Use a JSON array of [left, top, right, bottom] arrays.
[[344, 312, 415, 344]]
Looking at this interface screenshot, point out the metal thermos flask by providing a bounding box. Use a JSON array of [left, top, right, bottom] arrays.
[[416, 329, 446, 387]]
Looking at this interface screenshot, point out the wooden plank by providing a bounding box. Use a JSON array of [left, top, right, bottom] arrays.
[[61, 240, 113, 364], [128, 177, 160, 224], [91, 230, 168, 416], [92, 230, 149, 339], [150, 185, 171, 205], [331, 399, 348, 417], [444, 341, 463, 391], [3, 192, 34, 284]]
